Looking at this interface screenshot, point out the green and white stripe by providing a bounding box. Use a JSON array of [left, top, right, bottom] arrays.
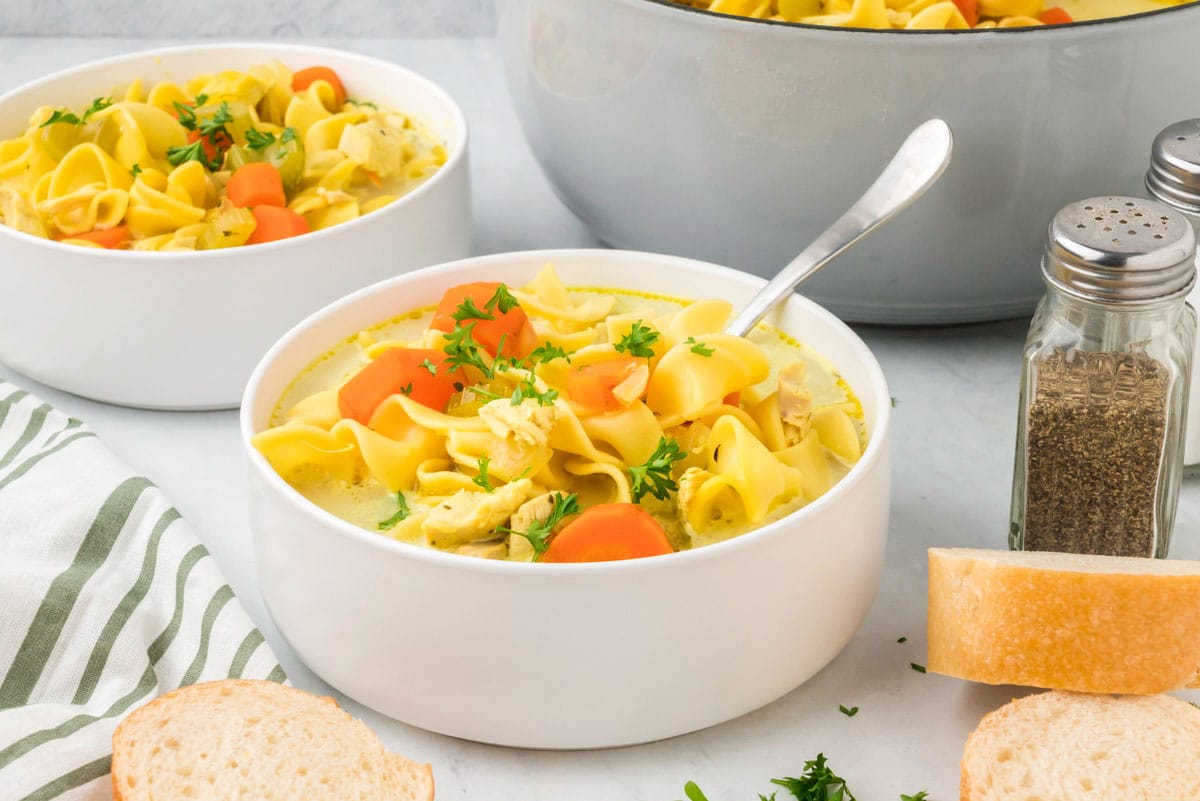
[[0, 381, 283, 801]]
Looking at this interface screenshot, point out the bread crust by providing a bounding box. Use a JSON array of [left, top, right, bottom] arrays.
[[111, 678, 433, 801], [927, 548, 1200, 694]]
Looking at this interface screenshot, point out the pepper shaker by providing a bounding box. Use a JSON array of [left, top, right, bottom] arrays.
[[1146, 119, 1200, 470], [1010, 196, 1196, 558]]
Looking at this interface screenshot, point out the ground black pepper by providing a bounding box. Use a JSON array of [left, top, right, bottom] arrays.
[[1022, 349, 1167, 557]]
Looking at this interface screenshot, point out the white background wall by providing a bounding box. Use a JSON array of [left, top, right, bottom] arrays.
[[0, 0, 497, 36]]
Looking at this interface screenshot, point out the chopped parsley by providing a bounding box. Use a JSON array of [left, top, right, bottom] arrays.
[[614, 320, 660, 359], [451, 296, 495, 323], [166, 140, 216, 169], [679, 754, 859, 801], [685, 336, 715, 357], [245, 128, 277, 151], [399, 382, 415, 396], [628, 437, 685, 502], [900, 794, 930, 801], [529, 343, 570, 364], [897, 636, 907, 643], [472, 457, 494, 492], [838, 705, 859, 717], [442, 322, 492, 376], [420, 358, 438, 375], [346, 98, 378, 109], [166, 99, 232, 170], [510, 378, 557, 407], [910, 662, 926, 674], [484, 283, 520, 314], [130, 163, 142, 178], [38, 96, 112, 128], [501, 492, 579, 559], [377, 493, 410, 530]]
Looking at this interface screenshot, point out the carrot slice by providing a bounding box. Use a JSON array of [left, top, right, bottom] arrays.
[[952, 0, 979, 25], [245, 206, 310, 245], [566, 357, 643, 412], [227, 162, 287, 208], [338, 348, 456, 424], [429, 282, 536, 359], [292, 66, 347, 107], [68, 225, 130, 249], [541, 503, 674, 563], [1038, 5, 1072, 23]]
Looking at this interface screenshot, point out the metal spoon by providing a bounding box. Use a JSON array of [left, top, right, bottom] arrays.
[[725, 119, 954, 337]]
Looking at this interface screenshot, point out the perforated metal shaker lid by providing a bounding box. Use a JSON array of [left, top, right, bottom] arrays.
[[1043, 196, 1196, 304], [1146, 119, 1200, 213]]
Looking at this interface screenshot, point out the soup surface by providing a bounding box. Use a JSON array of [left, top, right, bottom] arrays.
[[668, 0, 1187, 28], [0, 62, 445, 250], [253, 265, 867, 562]]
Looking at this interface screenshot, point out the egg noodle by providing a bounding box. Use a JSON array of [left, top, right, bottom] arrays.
[[252, 264, 867, 563], [671, 0, 1185, 29], [0, 62, 445, 250]]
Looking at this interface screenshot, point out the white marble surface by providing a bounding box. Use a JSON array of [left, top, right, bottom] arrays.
[[2, 36, 1200, 801], [0, 2, 495, 37]]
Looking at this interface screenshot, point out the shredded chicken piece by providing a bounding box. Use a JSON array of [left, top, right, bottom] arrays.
[[0, 187, 46, 237], [778, 360, 814, 444], [610, 362, 650, 407], [507, 492, 557, 561], [478, 398, 555, 448], [421, 478, 537, 549]]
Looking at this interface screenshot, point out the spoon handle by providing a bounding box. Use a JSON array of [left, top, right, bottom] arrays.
[[725, 119, 954, 338]]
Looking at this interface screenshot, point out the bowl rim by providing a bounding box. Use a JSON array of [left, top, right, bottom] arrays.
[[240, 248, 892, 576], [0, 41, 469, 261], [636, 0, 1200, 34]]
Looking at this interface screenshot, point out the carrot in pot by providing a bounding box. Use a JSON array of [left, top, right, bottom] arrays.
[[952, 0, 979, 25], [429, 282, 538, 359], [541, 503, 674, 563], [291, 66, 347, 107], [245, 206, 309, 245], [338, 348, 456, 424], [186, 128, 231, 166], [68, 225, 130, 249], [565, 357, 644, 412], [1038, 5, 1072, 23], [227, 162, 287, 208]]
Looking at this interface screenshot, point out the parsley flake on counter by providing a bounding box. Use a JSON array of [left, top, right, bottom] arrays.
[[770, 754, 857, 801], [910, 662, 926, 673], [900, 793, 930, 801], [685, 336, 715, 357], [377, 493, 410, 530], [615, 320, 660, 359], [628, 437, 685, 502], [500, 492, 579, 559], [838, 704, 859, 717], [897, 636, 908, 643]]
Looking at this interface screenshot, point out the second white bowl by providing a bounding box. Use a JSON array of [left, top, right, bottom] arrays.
[[0, 43, 471, 409]]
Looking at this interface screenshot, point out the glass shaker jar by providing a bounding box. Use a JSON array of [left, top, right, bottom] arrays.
[[1146, 119, 1200, 470], [1010, 196, 1196, 558]]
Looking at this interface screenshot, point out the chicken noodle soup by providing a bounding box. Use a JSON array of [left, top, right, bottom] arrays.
[[670, 0, 1188, 28], [0, 62, 445, 250], [252, 265, 867, 562]]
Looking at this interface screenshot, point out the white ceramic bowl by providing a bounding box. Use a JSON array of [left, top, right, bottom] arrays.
[[498, 0, 1200, 323], [0, 43, 471, 409], [241, 248, 891, 748]]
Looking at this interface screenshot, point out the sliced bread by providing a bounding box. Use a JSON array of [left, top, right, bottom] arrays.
[[962, 690, 1200, 800], [927, 547, 1200, 694], [111, 679, 433, 801]]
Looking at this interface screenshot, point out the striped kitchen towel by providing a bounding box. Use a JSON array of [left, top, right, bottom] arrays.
[[0, 381, 284, 801]]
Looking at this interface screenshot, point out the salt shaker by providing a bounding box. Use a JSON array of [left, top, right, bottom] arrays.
[[1010, 196, 1196, 558], [1146, 119, 1200, 470]]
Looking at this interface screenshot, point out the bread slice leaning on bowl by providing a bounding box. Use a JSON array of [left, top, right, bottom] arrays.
[[962, 691, 1200, 800], [927, 547, 1200, 694], [111, 679, 433, 801]]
